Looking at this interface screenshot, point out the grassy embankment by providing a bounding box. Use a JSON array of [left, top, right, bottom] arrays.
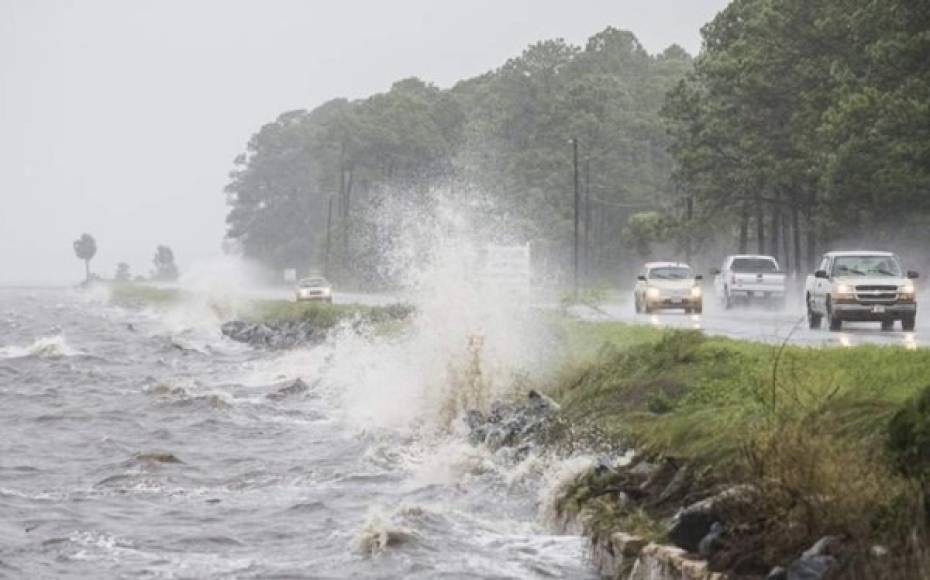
[[108, 283, 182, 307], [244, 299, 414, 333], [107, 282, 413, 331], [546, 318, 930, 576]]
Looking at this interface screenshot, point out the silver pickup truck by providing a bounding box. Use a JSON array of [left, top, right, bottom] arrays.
[[712, 255, 787, 309], [805, 251, 918, 331]]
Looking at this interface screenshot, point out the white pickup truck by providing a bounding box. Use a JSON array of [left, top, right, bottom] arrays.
[[712, 255, 787, 309], [805, 251, 918, 331]]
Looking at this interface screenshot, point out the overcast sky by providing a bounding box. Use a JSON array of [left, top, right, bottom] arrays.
[[0, 0, 727, 285]]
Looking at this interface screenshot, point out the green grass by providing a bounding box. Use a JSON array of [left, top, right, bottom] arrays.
[[550, 320, 930, 464], [108, 282, 183, 306], [545, 319, 930, 573], [243, 299, 414, 332], [107, 283, 415, 333]]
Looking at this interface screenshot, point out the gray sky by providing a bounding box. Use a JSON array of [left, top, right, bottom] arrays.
[[0, 0, 727, 285]]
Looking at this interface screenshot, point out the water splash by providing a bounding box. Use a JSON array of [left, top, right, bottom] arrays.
[[0, 334, 83, 359], [323, 191, 552, 434], [354, 505, 424, 555], [537, 455, 598, 531]]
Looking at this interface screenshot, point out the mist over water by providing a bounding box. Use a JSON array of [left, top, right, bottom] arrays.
[[0, 197, 598, 579]]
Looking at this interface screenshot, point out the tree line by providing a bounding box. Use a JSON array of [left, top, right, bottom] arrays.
[[663, 0, 930, 274], [226, 3, 929, 285], [72, 233, 180, 283], [224, 27, 691, 285]]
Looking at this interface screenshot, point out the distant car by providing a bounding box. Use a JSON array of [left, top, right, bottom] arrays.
[[711, 255, 787, 309], [634, 262, 703, 314], [295, 276, 333, 303], [805, 251, 917, 331]]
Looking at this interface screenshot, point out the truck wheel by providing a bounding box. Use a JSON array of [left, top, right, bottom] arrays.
[[807, 296, 822, 329], [644, 301, 654, 314], [723, 290, 732, 310], [634, 295, 642, 313], [826, 298, 842, 331], [902, 314, 916, 332], [881, 319, 894, 331], [694, 302, 703, 315]]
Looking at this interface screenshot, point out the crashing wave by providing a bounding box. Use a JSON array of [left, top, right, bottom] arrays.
[[537, 455, 598, 531], [0, 334, 83, 359], [353, 506, 423, 556]]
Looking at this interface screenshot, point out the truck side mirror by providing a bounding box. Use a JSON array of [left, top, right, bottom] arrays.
[[710, 268, 721, 276], [907, 270, 920, 279], [814, 269, 828, 279], [694, 274, 704, 281], [636, 275, 647, 282]]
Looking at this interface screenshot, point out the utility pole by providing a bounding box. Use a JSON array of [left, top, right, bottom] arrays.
[[572, 137, 580, 297], [685, 195, 693, 263], [583, 157, 591, 283], [324, 195, 334, 277]]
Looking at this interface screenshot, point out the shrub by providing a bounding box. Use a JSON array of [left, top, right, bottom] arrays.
[[887, 385, 930, 479]]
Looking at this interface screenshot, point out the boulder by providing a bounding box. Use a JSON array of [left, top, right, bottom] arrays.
[[668, 507, 717, 553], [698, 522, 725, 558], [785, 536, 840, 580], [628, 543, 728, 580], [656, 463, 692, 504], [668, 485, 756, 553], [221, 320, 325, 349], [786, 556, 835, 580], [267, 378, 310, 400], [464, 390, 560, 451], [766, 567, 787, 580]]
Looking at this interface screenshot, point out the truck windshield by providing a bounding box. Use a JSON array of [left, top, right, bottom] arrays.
[[299, 278, 328, 287], [649, 267, 692, 280], [832, 256, 902, 277], [730, 258, 778, 273]]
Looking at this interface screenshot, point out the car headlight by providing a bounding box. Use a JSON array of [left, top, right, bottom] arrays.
[[835, 283, 853, 296], [321, 288, 331, 296], [646, 287, 660, 299], [691, 286, 702, 297], [901, 284, 915, 295]]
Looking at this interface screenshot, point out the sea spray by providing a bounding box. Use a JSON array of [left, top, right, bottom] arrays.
[[0, 334, 83, 359], [326, 190, 553, 435], [537, 455, 599, 532]]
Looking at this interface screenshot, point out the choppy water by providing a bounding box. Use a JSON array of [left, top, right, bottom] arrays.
[[0, 287, 596, 579]]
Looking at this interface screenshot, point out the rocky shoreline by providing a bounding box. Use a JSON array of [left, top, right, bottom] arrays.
[[220, 319, 328, 349], [465, 392, 848, 580], [219, 303, 414, 349]]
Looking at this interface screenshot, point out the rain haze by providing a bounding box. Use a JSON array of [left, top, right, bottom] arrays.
[[1, 0, 725, 285], [4, 1, 929, 578]]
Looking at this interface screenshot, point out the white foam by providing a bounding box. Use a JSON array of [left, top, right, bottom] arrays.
[[353, 505, 423, 555], [537, 455, 598, 529], [0, 334, 83, 359]]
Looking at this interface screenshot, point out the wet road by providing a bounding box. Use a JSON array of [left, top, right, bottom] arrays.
[[253, 284, 928, 350], [588, 295, 926, 349]]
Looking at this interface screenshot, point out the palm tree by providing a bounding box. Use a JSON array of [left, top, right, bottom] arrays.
[[73, 233, 97, 282]]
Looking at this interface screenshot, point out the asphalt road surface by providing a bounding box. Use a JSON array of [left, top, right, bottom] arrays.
[[588, 295, 926, 349]]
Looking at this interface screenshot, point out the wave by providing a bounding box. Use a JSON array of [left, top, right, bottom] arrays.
[[0, 334, 83, 359], [353, 505, 424, 556], [537, 455, 598, 531]]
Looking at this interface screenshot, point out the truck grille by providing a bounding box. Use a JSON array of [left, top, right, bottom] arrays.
[[854, 285, 897, 302]]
